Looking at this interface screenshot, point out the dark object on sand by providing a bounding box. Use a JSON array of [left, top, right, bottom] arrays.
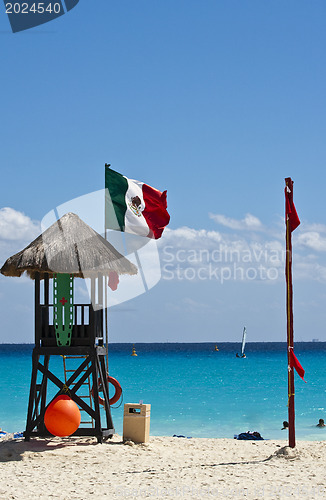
[[235, 431, 264, 440]]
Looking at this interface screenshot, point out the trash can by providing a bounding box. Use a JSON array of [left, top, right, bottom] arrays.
[[123, 403, 151, 443]]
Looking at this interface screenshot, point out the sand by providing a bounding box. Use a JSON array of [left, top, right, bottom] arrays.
[[0, 434, 325, 499]]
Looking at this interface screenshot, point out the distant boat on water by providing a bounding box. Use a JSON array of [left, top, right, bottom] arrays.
[[236, 327, 247, 358], [214, 344, 219, 351]]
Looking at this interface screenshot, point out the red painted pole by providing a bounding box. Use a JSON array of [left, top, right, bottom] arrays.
[[285, 177, 296, 448]]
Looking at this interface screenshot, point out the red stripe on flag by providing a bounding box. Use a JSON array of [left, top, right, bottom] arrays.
[[142, 184, 170, 239], [289, 349, 306, 383]]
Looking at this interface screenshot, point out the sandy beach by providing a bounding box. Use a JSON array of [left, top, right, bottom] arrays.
[[0, 434, 325, 499]]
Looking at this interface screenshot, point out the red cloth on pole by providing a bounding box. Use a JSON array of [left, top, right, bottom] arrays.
[[289, 349, 306, 383], [285, 178, 300, 232], [108, 271, 119, 291]]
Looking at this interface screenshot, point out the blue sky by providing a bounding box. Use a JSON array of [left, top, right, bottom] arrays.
[[1, 1, 326, 343]]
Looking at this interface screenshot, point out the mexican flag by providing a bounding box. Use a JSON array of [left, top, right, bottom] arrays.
[[105, 166, 170, 239]]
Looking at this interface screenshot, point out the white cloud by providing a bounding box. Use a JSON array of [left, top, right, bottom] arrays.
[[295, 261, 326, 282], [159, 214, 326, 284], [0, 208, 41, 266], [160, 226, 282, 262], [159, 224, 286, 284], [161, 226, 222, 243], [300, 223, 326, 234], [0, 207, 40, 241], [209, 212, 263, 231], [297, 232, 326, 252]]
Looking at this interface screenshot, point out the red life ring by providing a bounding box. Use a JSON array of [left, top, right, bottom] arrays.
[[91, 375, 122, 406]]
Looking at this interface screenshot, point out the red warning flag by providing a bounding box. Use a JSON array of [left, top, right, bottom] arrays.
[[289, 349, 306, 383], [285, 177, 300, 232]]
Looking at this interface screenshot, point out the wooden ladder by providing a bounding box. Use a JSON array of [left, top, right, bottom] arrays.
[[62, 355, 94, 428]]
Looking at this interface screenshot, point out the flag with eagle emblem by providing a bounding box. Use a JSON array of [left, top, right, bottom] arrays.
[[105, 166, 170, 239]]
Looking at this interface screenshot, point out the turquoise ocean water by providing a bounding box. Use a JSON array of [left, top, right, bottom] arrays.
[[0, 343, 325, 441]]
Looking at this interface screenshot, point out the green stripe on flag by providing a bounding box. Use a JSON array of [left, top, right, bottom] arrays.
[[105, 167, 128, 231]]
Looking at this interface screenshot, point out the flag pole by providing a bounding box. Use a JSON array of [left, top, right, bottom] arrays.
[[104, 163, 111, 373], [285, 177, 295, 448]]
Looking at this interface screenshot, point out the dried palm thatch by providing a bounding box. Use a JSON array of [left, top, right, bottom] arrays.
[[0, 212, 138, 279]]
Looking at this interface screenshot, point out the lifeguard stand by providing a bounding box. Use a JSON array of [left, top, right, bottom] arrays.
[[0, 213, 137, 443]]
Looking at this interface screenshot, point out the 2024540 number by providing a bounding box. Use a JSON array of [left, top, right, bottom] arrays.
[[6, 3, 62, 14]]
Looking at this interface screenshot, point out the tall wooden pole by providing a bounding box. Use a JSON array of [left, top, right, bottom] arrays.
[[285, 214, 295, 448], [285, 177, 296, 448], [104, 163, 111, 373]]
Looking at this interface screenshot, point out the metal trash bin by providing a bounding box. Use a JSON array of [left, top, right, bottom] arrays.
[[123, 403, 151, 443]]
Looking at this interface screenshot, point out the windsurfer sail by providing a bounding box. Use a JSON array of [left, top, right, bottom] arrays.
[[241, 327, 247, 358], [236, 327, 247, 358]]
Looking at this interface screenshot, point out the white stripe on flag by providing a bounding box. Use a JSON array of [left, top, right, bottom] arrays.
[[124, 179, 150, 237]]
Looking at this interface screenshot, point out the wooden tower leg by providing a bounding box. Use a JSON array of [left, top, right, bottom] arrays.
[[98, 353, 114, 435], [25, 352, 52, 439], [37, 355, 50, 434], [90, 350, 103, 443], [24, 349, 40, 441]]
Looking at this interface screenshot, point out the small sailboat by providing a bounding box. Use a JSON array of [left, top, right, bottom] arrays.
[[131, 344, 137, 356], [241, 327, 247, 358], [214, 344, 219, 351], [236, 327, 247, 358]]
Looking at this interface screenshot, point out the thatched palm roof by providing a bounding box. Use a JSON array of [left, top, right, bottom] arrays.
[[0, 212, 137, 279]]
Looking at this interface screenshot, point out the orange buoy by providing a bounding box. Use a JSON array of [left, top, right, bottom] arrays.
[[44, 395, 81, 437], [91, 375, 122, 406]]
